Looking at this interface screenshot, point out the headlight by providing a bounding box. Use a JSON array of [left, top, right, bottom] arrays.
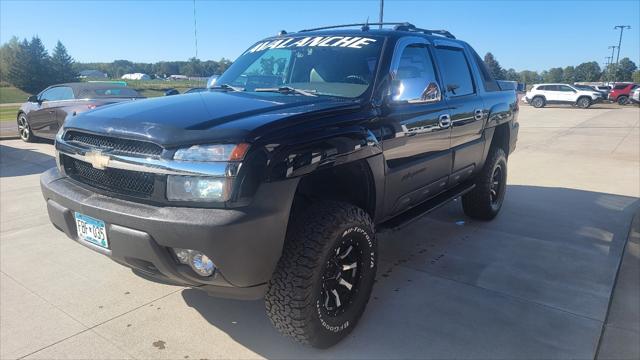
[[55, 126, 65, 142], [173, 143, 249, 162], [167, 176, 231, 201]]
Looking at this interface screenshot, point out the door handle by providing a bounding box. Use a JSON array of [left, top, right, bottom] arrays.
[[474, 109, 484, 120], [439, 114, 452, 128]]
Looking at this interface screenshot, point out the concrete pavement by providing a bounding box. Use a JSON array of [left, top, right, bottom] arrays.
[[1, 105, 638, 359]]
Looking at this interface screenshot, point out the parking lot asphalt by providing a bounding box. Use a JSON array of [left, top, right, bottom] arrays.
[[1, 104, 638, 359]]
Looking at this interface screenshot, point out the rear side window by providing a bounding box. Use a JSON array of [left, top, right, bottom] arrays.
[[435, 47, 475, 97], [470, 49, 500, 92], [614, 84, 627, 90], [536, 85, 547, 91]]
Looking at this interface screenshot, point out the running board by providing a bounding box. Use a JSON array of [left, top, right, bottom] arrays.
[[378, 181, 476, 233]]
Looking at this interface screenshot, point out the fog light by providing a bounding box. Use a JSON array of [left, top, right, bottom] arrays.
[[172, 248, 215, 277]]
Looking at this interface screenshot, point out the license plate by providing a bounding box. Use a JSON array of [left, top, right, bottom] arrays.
[[74, 212, 109, 249]]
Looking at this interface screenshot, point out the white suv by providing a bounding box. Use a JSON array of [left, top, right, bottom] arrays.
[[525, 83, 602, 109]]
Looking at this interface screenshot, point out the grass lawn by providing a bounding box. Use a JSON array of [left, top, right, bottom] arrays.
[[0, 86, 31, 104], [0, 105, 20, 123]]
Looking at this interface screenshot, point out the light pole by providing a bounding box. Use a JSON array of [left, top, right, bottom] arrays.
[[614, 25, 631, 63], [379, 0, 384, 29]]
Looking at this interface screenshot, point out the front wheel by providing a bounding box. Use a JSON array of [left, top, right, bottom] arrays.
[[531, 96, 545, 108], [617, 96, 629, 105], [265, 201, 377, 348], [577, 97, 591, 109], [17, 114, 34, 142], [462, 147, 507, 220]]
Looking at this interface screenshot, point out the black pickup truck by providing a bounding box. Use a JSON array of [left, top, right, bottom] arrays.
[[41, 23, 518, 348]]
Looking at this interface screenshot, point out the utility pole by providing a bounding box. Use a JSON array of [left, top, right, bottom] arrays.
[[608, 45, 618, 66], [379, 0, 384, 29], [614, 25, 631, 63]]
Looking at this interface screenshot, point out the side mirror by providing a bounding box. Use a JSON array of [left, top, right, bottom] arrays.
[[27, 95, 39, 103]]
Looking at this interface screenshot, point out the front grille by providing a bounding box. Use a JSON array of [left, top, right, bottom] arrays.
[[63, 155, 155, 197], [65, 131, 163, 157]]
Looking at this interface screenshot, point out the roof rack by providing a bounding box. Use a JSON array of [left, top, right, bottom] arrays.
[[299, 22, 408, 32], [392, 23, 456, 39], [298, 22, 456, 39]]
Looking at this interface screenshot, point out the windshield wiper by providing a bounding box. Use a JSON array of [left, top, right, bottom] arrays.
[[254, 86, 317, 97], [210, 83, 244, 92]]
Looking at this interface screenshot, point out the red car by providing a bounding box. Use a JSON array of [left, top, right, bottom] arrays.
[[609, 83, 639, 105]]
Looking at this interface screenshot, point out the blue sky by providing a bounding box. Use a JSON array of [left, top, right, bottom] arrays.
[[1, 0, 639, 71]]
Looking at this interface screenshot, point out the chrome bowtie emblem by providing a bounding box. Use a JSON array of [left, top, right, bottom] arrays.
[[85, 150, 110, 170]]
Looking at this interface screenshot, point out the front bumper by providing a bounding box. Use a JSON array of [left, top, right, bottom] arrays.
[[41, 167, 298, 299]]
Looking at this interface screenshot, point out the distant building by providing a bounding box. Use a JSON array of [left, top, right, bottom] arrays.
[[79, 69, 108, 79], [121, 73, 151, 80]]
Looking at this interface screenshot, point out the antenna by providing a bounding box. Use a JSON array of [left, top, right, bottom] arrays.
[[362, 17, 370, 31]]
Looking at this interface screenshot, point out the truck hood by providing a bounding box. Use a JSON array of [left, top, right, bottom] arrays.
[[63, 91, 360, 147]]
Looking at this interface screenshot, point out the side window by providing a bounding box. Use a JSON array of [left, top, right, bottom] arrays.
[[537, 85, 546, 91], [546, 85, 559, 91], [39, 88, 56, 102], [470, 48, 500, 92], [559, 85, 574, 92], [434, 47, 475, 97], [392, 44, 441, 103], [41, 87, 74, 101]]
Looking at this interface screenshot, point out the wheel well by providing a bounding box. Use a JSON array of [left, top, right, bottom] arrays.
[[490, 123, 510, 157], [16, 111, 24, 122], [532, 95, 545, 101], [292, 160, 376, 218], [577, 96, 591, 102]]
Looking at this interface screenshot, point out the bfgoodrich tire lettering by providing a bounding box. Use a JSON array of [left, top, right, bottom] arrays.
[[265, 201, 377, 348]]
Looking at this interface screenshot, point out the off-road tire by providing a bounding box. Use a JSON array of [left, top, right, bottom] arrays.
[[617, 96, 629, 105], [462, 147, 507, 220], [265, 201, 377, 348], [577, 97, 591, 109], [531, 96, 545, 108]]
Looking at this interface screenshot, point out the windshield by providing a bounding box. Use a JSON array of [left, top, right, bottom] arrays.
[[216, 35, 383, 98]]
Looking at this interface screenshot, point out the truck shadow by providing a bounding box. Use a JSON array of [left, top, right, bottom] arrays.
[[0, 143, 55, 177], [182, 185, 639, 359]]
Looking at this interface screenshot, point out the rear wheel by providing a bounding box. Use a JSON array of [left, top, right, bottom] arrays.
[[617, 96, 629, 105], [577, 97, 591, 109], [265, 201, 377, 348], [462, 147, 507, 220], [17, 114, 34, 142], [531, 96, 545, 108]]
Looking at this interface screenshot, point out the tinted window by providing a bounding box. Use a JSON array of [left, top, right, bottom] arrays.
[[559, 85, 575, 92], [393, 44, 440, 102], [40, 87, 74, 101], [470, 48, 499, 91], [435, 47, 474, 97], [546, 85, 559, 91], [536, 85, 547, 91], [614, 84, 627, 89]]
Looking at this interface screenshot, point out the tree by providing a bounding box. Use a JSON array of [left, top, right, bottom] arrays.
[[562, 66, 575, 83], [6, 37, 53, 94], [504, 68, 519, 81], [483, 52, 505, 79], [519, 70, 541, 85], [543, 67, 564, 83], [633, 70, 640, 83], [574, 61, 601, 82], [0, 36, 21, 82], [50, 41, 76, 83], [615, 58, 637, 81]]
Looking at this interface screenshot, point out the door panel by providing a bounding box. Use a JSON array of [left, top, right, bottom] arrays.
[[433, 45, 485, 180], [380, 38, 453, 218]]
